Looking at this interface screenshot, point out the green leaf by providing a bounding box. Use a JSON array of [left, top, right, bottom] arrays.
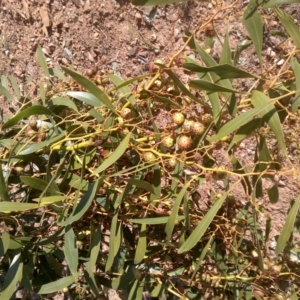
[[9, 75, 21, 99], [36, 275, 75, 294], [48, 67, 66, 80], [2, 106, 55, 130], [291, 57, 300, 113], [190, 234, 214, 283], [58, 179, 100, 226], [85, 224, 101, 296], [184, 63, 257, 79], [92, 133, 131, 175], [64, 225, 79, 281], [163, 68, 206, 106], [0, 166, 9, 202], [134, 223, 147, 264], [109, 74, 136, 105], [276, 195, 300, 254], [110, 74, 147, 91], [263, 0, 300, 8], [0, 202, 42, 213], [242, 0, 263, 68], [189, 79, 241, 93], [178, 192, 228, 253], [275, 8, 300, 49], [0, 83, 13, 101], [62, 67, 117, 114], [105, 212, 119, 272], [20, 176, 60, 195], [36, 45, 50, 78], [67, 91, 103, 107], [165, 181, 190, 241], [132, 0, 189, 4], [128, 278, 144, 300], [127, 178, 155, 194], [18, 132, 65, 155], [0, 231, 10, 257], [268, 183, 279, 204], [32, 196, 66, 204], [227, 118, 262, 152], [207, 101, 273, 142], [49, 97, 78, 112], [130, 215, 185, 224], [251, 90, 288, 158], [220, 25, 232, 65], [0, 252, 23, 300]]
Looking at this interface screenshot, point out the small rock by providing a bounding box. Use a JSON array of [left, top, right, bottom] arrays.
[[61, 57, 69, 65], [128, 47, 138, 57], [277, 58, 284, 66], [135, 12, 142, 20]]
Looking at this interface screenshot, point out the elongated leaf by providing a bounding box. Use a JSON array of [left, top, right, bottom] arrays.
[[130, 215, 185, 224], [0, 252, 23, 300], [220, 26, 232, 65], [67, 91, 102, 107], [178, 192, 228, 253], [18, 132, 65, 155], [0, 231, 10, 257], [227, 118, 262, 152], [276, 195, 300, 254], [109, 75, 136, 105], [263, 0, 300, 8], [36, 45, 50, 78], [165, 181, 190, 241], [58, 179, 100, 226], [92, 133, 131, 175], [0, 84, 13, 101], [128, 278, 144, 300], [190, 79, 241, 93], [291, 58, 300, 113], [127, 178, 155, 194], [36, 275, 75, 294], [105, 212, 119, 272], [268, 183, 279, 204], [2, 106, 54, 130], [48, 67, 66, 80], [9, 75, 21, 99], [64, 225, 78, 281], [62, 67, 117, 114], [184, 63, 257, 79], [1, 75, 9, 89], [190, 234, 214, 283], [242, 0, 263, 68], [0, 166, 9, 202], [163, 69, 206, 106], [0, 202, 42, 213], [85, 224, 101, 296], [275, 8, 300, 49], [207, 101, 273, 142], [49, 97, 78, 111], [134, 223, 147, 264], [251, 90, 288, 157], [20, 176, 60, 195], [32, 195, 66, 203], [132, 0, 189, 4]]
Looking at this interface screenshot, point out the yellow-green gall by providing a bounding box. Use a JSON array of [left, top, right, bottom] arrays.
[[162, 136, 174, 148], [143, 152, 156, 162], [172, 112, 185, 125]]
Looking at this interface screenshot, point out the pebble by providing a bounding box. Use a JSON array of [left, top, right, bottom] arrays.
[[277, 58, 284, 66], [135, 12, 142, 20]]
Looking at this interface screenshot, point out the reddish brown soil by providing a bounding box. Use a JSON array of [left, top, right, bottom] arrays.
[[1, 1, 300, 298]]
